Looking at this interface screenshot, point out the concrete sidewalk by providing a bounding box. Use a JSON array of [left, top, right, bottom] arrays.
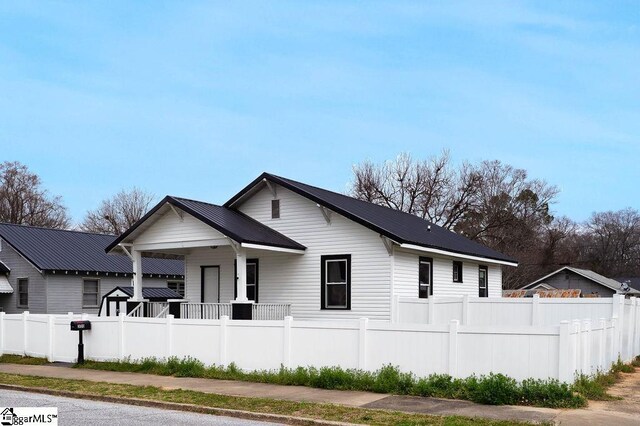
[[0, 363, 558, 423]]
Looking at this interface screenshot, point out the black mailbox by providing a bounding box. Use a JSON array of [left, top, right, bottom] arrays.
[[70, 320, 91, 364], [70, 320, 92, 331]]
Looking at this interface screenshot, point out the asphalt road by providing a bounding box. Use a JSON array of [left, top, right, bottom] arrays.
[[0, 389, 282, 426]]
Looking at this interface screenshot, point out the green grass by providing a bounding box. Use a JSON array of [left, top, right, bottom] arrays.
[[73, 357, 586, 408], [0, 372, 532, 426], [0, 354, 49, 365], [7, 354, 640, 409]]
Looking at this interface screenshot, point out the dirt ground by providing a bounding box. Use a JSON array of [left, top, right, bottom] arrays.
[[555, 370, 640, 425]]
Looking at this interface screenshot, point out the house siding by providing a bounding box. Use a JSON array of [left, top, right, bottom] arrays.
[[135, 210, 227, 245], [393, 247, 503, 298], [233, 186, 392, 320], [538, 271, 615, 297], [0, 240, 47, 314], [45, 274, 174, 315]]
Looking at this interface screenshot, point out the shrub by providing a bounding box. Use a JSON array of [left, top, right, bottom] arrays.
[[465, 374, 519, 405]]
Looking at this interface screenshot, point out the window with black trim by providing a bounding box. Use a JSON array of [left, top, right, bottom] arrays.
[[83, 279, 100, 307], [479, 265, 488, 297], [419, 257, 433, 298], [17, 278, 28, 308], [271, 199, 280, 219], [453, 261, 463, 283], [321, 255, 351, 309], [168, 281, 185, 297]]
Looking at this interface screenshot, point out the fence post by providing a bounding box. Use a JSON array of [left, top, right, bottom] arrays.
[[627, 297, 637, 361], [598, 318, 606, 372], [611, 316, 618, 365], [428, 297, 435, 324], [531, 294, 540, 326], [448, 320, 459, 377], [0, 312, 4, 357], [461, 295, 469, 325], [572, 320, 581, 375], [283, 316, 292, 368], [635, 299, 640, 356], [47, 315, 55, 362], [22, 311, 29, 356], [558, 321, 571, 383], [358, 318, 368, 370], [165, 314, 174, 359], [583, 319, 591, 374], [219, 315, 228, 367], [118, 313, 125, 360], [616, 295, 625, 359]]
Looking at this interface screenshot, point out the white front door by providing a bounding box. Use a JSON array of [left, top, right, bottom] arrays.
[[202, 266, 219, 303]]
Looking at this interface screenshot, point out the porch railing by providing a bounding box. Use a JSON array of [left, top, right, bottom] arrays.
[[149, 302, 170, 318], [252, 303, 291, 320], [179, 303, 291, 320], [126, 302, 144, 317], [180, 303, 232, 319]]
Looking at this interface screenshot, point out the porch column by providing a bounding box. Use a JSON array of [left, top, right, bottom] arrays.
[[235, 248, 248, 302], [131, 249, 144, 301]]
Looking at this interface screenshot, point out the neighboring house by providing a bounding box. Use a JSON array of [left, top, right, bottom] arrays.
[[615, 277, 640, 294], [522, 266, 640, 297], [106, 172, 516, 321], [0, 223, 184, 314]]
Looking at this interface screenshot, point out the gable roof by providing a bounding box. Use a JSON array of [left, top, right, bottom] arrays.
[[225, 173, 516, 264], [0, 223, 183, 276], [107, 286, 183, 299], [523, 267, 632, 293], [105, 196, 306, 253]]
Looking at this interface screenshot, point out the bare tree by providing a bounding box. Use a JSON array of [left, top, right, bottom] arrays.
[[0, 161, 70, 229], [80, 187, 155, 235], [351, 151, 482, 230]]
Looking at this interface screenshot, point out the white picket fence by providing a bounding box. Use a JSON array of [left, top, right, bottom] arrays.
[[0, 297, 638, 384]]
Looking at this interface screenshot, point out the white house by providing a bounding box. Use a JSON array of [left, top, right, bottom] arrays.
[[106, 173, 517, 320]]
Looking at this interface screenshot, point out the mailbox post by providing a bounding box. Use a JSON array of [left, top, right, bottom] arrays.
[[70, 320, 91, 364]]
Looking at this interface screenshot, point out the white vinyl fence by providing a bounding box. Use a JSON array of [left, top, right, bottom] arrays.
[[395, 294, 619, 326], [1, 297, 639, 384]]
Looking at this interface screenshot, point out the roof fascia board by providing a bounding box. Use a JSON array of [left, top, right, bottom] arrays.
[[399, 243, 519, 267], [240, 242, 305, 254]]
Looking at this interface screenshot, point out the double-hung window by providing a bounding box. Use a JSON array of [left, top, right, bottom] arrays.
[[479, 265, 488, 297], [83, 279, 100, 307], [321, 255, 351, 309], [17, 278, 28, 308], [418, 257, 433, 298]]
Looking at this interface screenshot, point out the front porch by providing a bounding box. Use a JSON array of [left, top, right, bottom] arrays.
[[106, 196, 306, 320], [126, 300, 291, 320]]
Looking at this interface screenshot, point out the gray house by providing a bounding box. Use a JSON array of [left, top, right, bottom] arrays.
[[0, 223, 184, 314], [522, 266, 640, 297]]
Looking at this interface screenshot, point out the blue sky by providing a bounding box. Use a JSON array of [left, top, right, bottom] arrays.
[[1, 1, 638, 224]]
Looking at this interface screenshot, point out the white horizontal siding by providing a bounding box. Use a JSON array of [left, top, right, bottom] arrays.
[[393, 248, 503, 298], [135, 210, 227, 245], [236, 186, 392, 320]]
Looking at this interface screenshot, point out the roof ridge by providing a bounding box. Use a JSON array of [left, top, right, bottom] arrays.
[[169, 195, 223, 207], [0, 222, 116, 237]]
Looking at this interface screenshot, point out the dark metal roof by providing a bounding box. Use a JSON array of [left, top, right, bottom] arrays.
[[114, 286, 183, 299], [106, 196, 306, 253], [0, 223, 184, 276], [226, 173, 517, 264], [0, 260, 9, 274]]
